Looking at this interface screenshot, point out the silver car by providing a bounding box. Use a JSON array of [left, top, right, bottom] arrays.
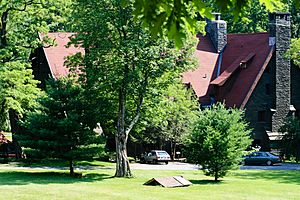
[[141, 150, 171, 164]]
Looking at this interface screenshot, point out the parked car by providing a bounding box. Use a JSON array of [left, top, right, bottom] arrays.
[[140, 150, 171, 164], [242, 151, 282, 166]]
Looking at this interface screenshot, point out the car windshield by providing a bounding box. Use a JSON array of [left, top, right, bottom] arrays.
[[268, 152, 278, 157], [157, 152, 168, 156]]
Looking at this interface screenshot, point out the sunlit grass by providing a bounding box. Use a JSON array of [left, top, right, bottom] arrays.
[[0, 163, 300, 200]]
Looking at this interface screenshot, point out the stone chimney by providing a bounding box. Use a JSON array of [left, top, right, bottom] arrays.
[[206, 13, 227, 53], [269, 12, 291, 132]]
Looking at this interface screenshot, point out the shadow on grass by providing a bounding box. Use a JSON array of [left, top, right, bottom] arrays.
[[190, 179, 224, 185], [233, 170, 300, 185], [0, 171, 114, 186]]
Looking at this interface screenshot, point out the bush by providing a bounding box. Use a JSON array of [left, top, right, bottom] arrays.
[[184, 103, 252, 181]]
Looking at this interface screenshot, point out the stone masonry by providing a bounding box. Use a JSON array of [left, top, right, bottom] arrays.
[[269, 12, 291, 132], [206, 13, 227, 53]]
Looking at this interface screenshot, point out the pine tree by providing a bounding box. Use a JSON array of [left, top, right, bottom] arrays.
[[19, 78, 103, 175]]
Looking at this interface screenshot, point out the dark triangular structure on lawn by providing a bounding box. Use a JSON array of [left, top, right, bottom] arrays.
[[144, 176, 192, 188]]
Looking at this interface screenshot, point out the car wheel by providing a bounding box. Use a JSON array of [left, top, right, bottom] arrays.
[[165, 161, 168, 164], [266, 160, 272, 166], [153, 159, 158, 164]]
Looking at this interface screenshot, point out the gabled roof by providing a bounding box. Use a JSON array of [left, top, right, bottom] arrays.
[[40, 32, 273, 109], [211, 52, 255, 86], [182, 35, 219, 103], [40, 32, 83, 79], [183, 32, 273, 108], [219, 32, 272, 107]]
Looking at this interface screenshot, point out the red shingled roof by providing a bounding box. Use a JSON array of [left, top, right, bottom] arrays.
[[211, 52, 256, 86], [183, 32, 273, 108], [182, 35, 219, 103], [40, 32, 84, 79], [41, 32, 272, 109], [218, 32, 272, 107]]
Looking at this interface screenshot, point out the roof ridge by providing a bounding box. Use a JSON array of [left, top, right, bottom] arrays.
[[228, 32, 268, 36]]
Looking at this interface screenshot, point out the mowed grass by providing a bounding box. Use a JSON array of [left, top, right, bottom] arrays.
[[0, 164, 300, 200]]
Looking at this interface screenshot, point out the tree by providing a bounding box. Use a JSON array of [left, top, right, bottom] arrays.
[[69, 0, 196, 177], [133, 0, 291, 47], [134, 77, 198, 159], [19, 78, 103, 175], [279, 117, 300, 162], [216, 0, 269, 34], [184, 103, 252, 181], [288, 38, 300, 66], [0, 0, 71, 132]]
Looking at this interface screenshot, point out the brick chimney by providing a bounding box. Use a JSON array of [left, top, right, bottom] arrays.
[[269, 12, 291, 132], [206, 13, 227, 53]]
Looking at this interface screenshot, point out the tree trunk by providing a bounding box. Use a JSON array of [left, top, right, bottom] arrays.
[[69, 159, 74, 176], [115, 134, 132, 177], [115, 85, 132, 177], [172, 142, 177, 160], [214, 172, 218, 182]]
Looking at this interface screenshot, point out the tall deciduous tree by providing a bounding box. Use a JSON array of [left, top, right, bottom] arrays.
[[134, 77, 198, 159], [288, 38, 300, 66], [0, 0, 71, 131], [19, 78, 103, 175], [69, 0, 196, 177], [185, 103, 252, 181], [133, 0, 291, 47], [279, 117, 300, 162]]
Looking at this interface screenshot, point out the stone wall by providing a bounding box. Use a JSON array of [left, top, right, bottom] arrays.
[[269, 12, 291, 132], [244, 58, 276, 150]]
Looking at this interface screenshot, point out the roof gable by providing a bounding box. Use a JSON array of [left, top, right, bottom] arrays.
[[218, 32, 272, 107], [182, 35, 219, 103], [40, 32, 84, 79]]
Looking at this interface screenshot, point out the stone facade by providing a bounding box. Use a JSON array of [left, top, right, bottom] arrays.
[[269, 12, 291, 132], [244, 57, 276, 149], [244, 12, 293, 149]]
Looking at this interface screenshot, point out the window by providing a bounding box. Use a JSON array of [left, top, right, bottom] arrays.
[[265, 84, 271, 95], [258, 111, 266, 122]]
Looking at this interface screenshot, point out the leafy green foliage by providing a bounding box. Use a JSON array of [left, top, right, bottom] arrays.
[[0, 0, 72, 131], [133, 0, 286, 47], [219, 0, 269, 33], [0, 62, 41, 131], [69, 0, 196, 176], [19, 78, 104, 174], [134, 77, 198, 157], [288, 38, 300, 66], [279, 117, 300, 162], [184, 103, 252, 181]]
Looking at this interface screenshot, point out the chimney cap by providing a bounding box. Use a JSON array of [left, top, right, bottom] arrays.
[[212, 12, 221, 20], [269, 12, 290, 15], [269, 12, 290, 22]]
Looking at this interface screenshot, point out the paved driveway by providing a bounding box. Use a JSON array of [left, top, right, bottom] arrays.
[[240, 163, 300, 170], [130, 162, 200, 170], [130, 162, 300, 171], [1, 162, 300, 171]]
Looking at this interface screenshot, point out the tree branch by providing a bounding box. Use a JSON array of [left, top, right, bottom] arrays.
[[125, 74, 149, 136]]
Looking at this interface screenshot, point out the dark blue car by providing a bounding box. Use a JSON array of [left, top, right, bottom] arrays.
[[243, 152, 282, 166]]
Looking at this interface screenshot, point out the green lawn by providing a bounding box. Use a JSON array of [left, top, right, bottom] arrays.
[[0, 164, 299, 200]]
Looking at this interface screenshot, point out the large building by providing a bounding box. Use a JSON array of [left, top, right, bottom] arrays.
[[32, 12, 300, 150], [183, 12, 300, 150]]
